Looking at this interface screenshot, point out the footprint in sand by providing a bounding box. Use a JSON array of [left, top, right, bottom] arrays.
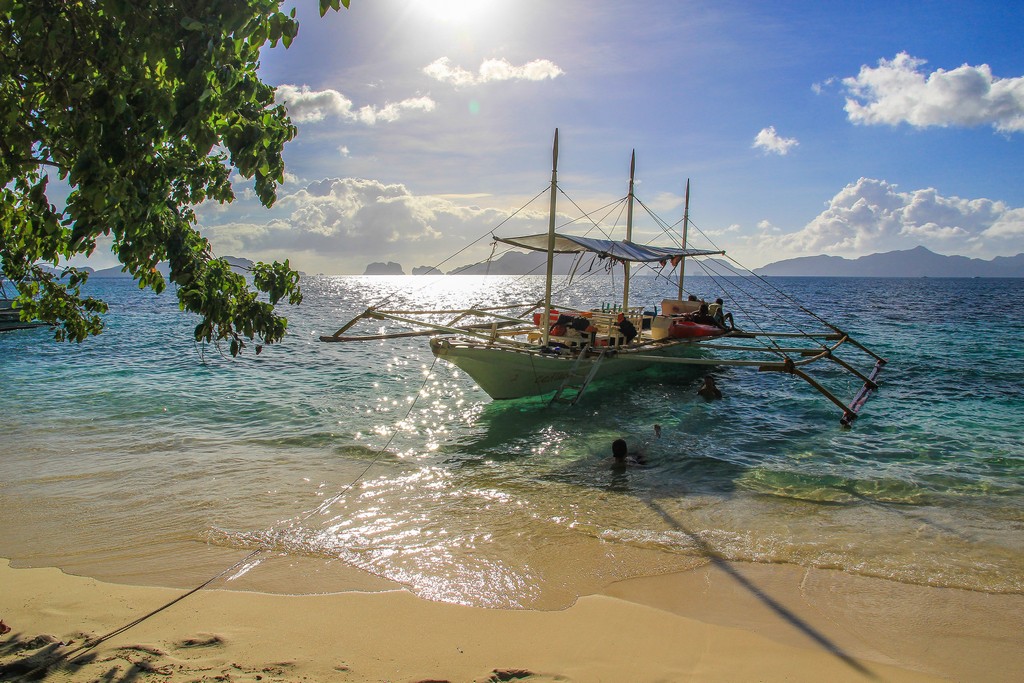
[[175, 634, 225, 649]]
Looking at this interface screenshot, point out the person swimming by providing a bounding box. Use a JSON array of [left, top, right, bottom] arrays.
[[611, 438, 646, 466], [698, 375, 722, 400]]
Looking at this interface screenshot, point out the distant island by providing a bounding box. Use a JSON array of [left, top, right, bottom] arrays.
[[27, 247, 1022, 282], [33, 256, 285, 279], [753, 246, 1024, 278], [387, 246, 1023, 278], [444, 251, 574, 275], [363, 261, 404, 275]]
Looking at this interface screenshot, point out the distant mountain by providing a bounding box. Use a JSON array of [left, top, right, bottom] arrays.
[[91, 263, 170, 278], [446, 252, 752, 277], [224, 256, 255, 271], [755, 247, 1024, 278], [363, 261, 405, 275], [8, 256, 299, 282], [445, 251, 572, 275], [88, 256, 252, 278], [412, 265, 443, 275], [695, 258, 751, 276]]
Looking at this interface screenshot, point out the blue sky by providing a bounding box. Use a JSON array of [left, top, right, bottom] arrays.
[[177, 1, 1024, 274]]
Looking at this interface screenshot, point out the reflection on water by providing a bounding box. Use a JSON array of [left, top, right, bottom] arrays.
[[0, 275, 1022, 608]]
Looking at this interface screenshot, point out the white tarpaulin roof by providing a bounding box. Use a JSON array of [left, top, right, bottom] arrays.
[[495, 233, 724, 263]]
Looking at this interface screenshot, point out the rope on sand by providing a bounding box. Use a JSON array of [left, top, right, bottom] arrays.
[[5, 356, 443, 681]]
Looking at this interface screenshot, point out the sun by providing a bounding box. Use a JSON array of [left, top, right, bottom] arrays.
[[415, 0, 499, 25]]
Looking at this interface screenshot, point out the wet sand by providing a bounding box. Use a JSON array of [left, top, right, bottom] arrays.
[[2, 558, 1021, 682]]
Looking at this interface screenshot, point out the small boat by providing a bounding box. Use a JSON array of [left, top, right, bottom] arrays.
[[321, 131, 885, 425], [0, 286, 46, 332]]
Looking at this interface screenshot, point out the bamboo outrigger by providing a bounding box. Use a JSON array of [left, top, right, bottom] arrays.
[[320, 130, 886, 425]]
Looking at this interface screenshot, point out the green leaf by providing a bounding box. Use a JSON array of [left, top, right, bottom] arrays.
[[1, 0, 346, 353]]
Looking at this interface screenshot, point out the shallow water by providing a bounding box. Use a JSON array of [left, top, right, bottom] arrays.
[[1, 274, 1021, 608]]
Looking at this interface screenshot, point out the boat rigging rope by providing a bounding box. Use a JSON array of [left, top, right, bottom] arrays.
[[720, 251, 883, 359], [674, 213, 841, 341], [652, 202, 841, 354], [694, 254, 841, 354], [13, 355, 444, 681], [362, 185, 552, 312], [606, 209, 786, 350], [557, 187, 629, 243], [455, 188, 628, 314], [309, 355, 441, 516], [688, 258, 806, 356]]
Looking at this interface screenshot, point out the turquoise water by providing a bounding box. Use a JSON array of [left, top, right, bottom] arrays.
[[1, 275, 1022, 608]]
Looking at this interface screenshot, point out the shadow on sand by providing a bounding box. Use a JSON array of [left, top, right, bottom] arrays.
[[643, 498, 879, 679]]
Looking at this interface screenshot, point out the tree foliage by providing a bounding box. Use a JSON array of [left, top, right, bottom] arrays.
[[0, 0, 348, 352]]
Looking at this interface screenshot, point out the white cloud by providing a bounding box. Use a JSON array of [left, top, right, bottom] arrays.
[[811, 77, 835, 95], [752, 126, 799, 155], [701, 223, 741, 239], [982, 208, 1024, 239], [752, 178, 1021, 259], [355, 96, 436, 124], [842, 53, 1024, 133], [275, 84, 436, 124], [274, 84, 350, 123], [423, 57, 564, 86], [203, 178, 540, 274]]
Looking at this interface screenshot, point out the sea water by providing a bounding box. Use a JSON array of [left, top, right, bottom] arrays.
[[1, 274, 1021, 608]]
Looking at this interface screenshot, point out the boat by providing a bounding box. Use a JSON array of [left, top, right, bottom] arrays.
[[0, 284, 46, 332], [320, 131, 886, 425]]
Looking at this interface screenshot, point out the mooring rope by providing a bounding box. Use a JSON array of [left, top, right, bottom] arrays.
[[9, 355, 444, 681]]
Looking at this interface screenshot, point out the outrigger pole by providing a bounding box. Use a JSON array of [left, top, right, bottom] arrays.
[[542, 129, 559, 347]]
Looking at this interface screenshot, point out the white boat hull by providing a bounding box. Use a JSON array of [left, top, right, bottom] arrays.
[[430, 337, 708, 400]]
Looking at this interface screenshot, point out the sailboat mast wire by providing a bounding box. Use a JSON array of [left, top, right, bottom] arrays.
[[662, 205, 848, 337], [688, 246, 833, 350], [623, 196, 781, 344], [722, 251, 858, 332], [556, 187, 629, 242], [382, 185, 622, 314], [358, 185, 552, 313], [654, 200, 840, 350], [688, 258, 804, 356]]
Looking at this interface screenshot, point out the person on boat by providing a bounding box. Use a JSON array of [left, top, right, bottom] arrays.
[[687, 294, 699, 302], [687, 302, 718, 326], [712, 298, 735, 330], [611, 438, 646, 466], [616, 314, 638, 343], [549, 313, 573, 337], [550, 314, 594, 341], [698, 375, 722, 400]]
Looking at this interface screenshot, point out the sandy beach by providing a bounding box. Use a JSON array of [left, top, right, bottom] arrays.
[[2, 558, 1021, 682]]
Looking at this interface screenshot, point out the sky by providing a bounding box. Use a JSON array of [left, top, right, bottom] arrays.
[[93, 0, 1024, 273]]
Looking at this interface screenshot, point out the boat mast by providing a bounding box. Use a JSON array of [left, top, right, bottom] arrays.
[[622, 150, 635, 312], [676, 179, 690, 300], [542, 129, 559, 346]]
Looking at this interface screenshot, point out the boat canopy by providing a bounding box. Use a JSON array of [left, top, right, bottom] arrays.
[[495, 233, 724, 263]]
